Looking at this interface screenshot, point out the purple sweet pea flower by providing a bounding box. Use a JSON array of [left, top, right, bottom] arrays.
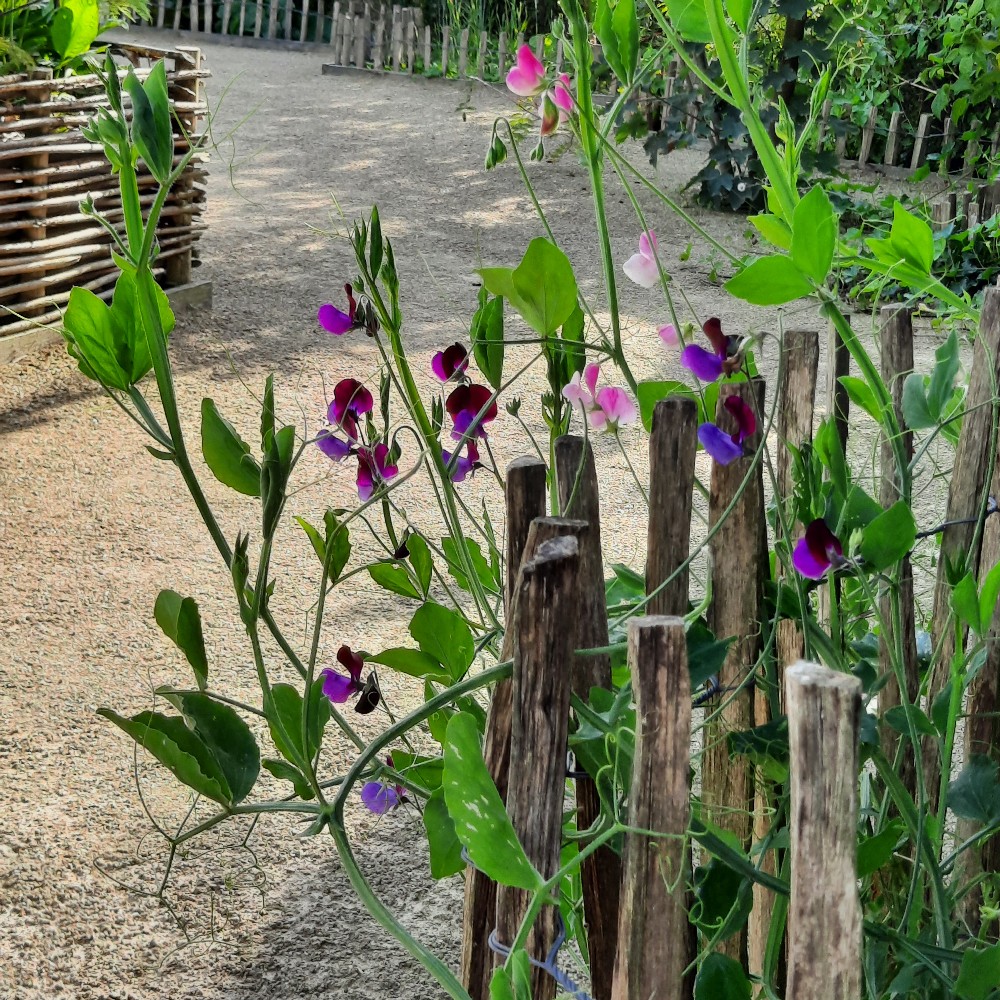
[[446, 383, 498, 441], [316, 429, 352, 461], [698, 395, 757, 465], [322, 645, 366, 703], [792, 519, 844, 579], [319, 284, 360, 336], [329, 377, 374, 438], [432, 343, 470, 382], [361, 781, 402, 814], [356, 443, 399, 501], [680, 318, 743, 384], [682, 344, 725, 383], [442, 441, 481, 483]]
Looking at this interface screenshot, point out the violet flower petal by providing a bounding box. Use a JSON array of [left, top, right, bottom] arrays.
[[318, 304, 353, 335], [792, 536, 830, 579], [681, 344, 724, 383], [698, 423, 743, 465], [361, 782, 401, 815], [316, 430, 351, 462], [322, 669, 356, 703]]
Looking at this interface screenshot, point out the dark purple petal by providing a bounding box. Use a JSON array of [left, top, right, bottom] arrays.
[[330, 378, 374, 426], [322, 668, 356, 703], [372, 443, 399, 483], [432, 343, 469, 382], [337, 645, 365, 683], [316, 430, 351, 461], [723, 395, 757, 444], [361, 781, 401, 815], [681, 345, 724, 383], [698, 423, 743, 465], [792, 536, 830, 579], [431, 352, 449, 381], [318, 304, 353, 335], [805, 518, 843, 563], [702, 317, 727, 358], [446, 384, 498, 423], [443, 447, 476, 483]]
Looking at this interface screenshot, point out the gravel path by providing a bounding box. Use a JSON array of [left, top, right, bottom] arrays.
[[0, 34, 941, 1000]]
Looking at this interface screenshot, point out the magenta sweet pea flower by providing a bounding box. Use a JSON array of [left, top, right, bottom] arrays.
[[506, 44, 546, 97], [361, 756, 407, 815], [316, 430, 351, 461], [329, 377, 374, 437], [563, 363, 637, 432], [442, 441, 481, 483], [540, 92, 560, 138], [322, 645, 367, 703], [658, 323, 679, 348], [552, 74, 572, 121], [698, 395, 757, 466], [356, 443, 398, 501], [432, 343, 470, 382], [680, 317, 742, 384], [792, 519, 844, 579], [446, 383, 498, 441], [622, 231, 661, 289], [319, 284, 361, 336]]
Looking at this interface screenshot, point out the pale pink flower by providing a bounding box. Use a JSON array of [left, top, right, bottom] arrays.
[[562, 363, 637, 432], [622, 231, 661, 289], [658, 323, 679, 348], [506, 44, 545, 97]]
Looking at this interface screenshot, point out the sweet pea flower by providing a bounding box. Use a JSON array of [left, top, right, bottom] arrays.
[[446, 383, 498, 441], [680, 317, 742, 383], [506, 44, 546, 97], [658, 323, 680, 348], [552, 74, 573, 121], [329, 377, 373, 437], [563, 363, 638, 432], [356, 443, 399, 501], [319, 284, 361, 336], [792, 519, 845, 579], [697, 395, 756, 466], [442, 441, 481, 483], [622, 231, 661, 289], [360, 756, 407, 815], [540, 92, 560, 138], [322, 645, 367, 703], [432, 343, 469, 382]]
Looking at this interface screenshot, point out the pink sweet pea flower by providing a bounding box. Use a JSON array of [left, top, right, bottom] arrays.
[[540, 92, 560, 138], [658, 323, 679, 348], [792, 519, 845, 579], [622, 231, 661, 289], [356, 444, 399, 501], [552, 74, 572, 121], [506, 44, 546, 97], [563, 363, 637, 432]]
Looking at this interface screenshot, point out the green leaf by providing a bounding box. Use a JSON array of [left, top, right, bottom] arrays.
[[725, 0, 751, 33], [952, 572, 982, 635], [470, 290, 505, 390], [442, 536, 499, 595], [884, 704, 937, 740], [122, 62, 174, 185], [368, 562, 421, 599], [294, 510, 351, 582], [636, 379, 699, 432], [611, 0, 639, 84], [724, 255, 814, 306], [791, 185, 836, 284], [51, 0, 99, 61], [814, 417, 849, 501], [901, 373, 936, 429], [442, 713, 542, 891], [266, 680, 330, 771], [956, 943, 1000, 1000], [928, 331, 961, 418], [409, 602, 475, 682], [153, 589, 208, 689], [857, 819, 906, 878], [423, 787, 464, 878], [948, 755, 1000, 826], [748, 214, 792, 251], [887, 200, 934, 273], [694, 952, 752, 1000], [406, 533, 433, 595], [98, 708, 231, 804], [262, 758, 314, 799], [368, 647, 450, 682], [200, 399, 262, 496], [692, 857, 753, 941], [158, 691, 259, 804], [389, 750, 444, 791], [369, 205, 384, 279], [839, 376, 882, 423], [489, 952, 532, 1000], [980, 560, 1000, 640], [556, 303, 586, 387], [594, 0, 625, 82], [859, 501, 916, 571], [664, 0, 713, 43]]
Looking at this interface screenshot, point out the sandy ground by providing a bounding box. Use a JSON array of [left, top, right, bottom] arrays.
[[0, 34, 952, 1000]]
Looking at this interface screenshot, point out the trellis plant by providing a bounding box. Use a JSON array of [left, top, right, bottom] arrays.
[[64, 1, 1000, 997]]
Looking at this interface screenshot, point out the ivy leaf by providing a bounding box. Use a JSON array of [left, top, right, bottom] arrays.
[[948, 755, 1000, 826], [443, 713, 542, 891], [724, 255, 814, 305]]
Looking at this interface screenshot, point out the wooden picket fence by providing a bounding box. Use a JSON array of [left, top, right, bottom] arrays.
[[459, 288, 1000, 998], [0, 42, 208, 342]]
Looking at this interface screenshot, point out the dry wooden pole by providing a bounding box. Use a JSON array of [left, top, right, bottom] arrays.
[[340, 14, 355, 67], [925, 288, 1000, 814], [497, 31, 507, 77], [157, 0, 167, 29], [555, 436, 620, 1000], [390, 6, 402, 71], [932, 192, 958, 229], [266, 0, 278, 39], [458, 27, 470, 77], [702, 378, 766, 966], [785, 661, 862, 1000], [884, 110, 903, 166], [253, 0, 263, 36], [611, 617, 693, 1000], [941, 116, 955, 174], [236, 0, 247, 35], [910, 113, 931, 169], [495, 535, 581, 1000], [460, 458, 547, 1000], [646, 397, 698, 616], [188, 0, 199, 32], [441, 25, 450, 75], [173, 0, 183, 30], [477, 30, 487, 78], [858, 107, 878, 164], [406, 13, 415, 73], [371, 12, 384, 68], [353, 14, 365, 65], [876, 307, 919, 795], [423, 25, 431, 68], [285, 0, 294, 39]]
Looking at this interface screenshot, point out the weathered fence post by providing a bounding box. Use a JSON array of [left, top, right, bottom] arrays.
[[340, 13, 354, 66], [876, 307, 919, 794], [646, 398, 698, 616], [477, 29, 487, 78], [496, 535, 581, 1000], [459, 26, 470, 77], [423, 24, 431, 68], [785, 661, 862, 1000], [353, 14, 365, 66], [702, 377, 766, 965], [611, 616, 693, 1000], [461, 458, 547, 1000], [925, 287, 1000, 814], [910, 113, 931, 169], [441, 25, 450, 76], [555, 437, 620, 1000], [266, 0, 278, 38], [884, 110, 903, 166], [497, 31, 507, 77], [390, 5, 402, 71]]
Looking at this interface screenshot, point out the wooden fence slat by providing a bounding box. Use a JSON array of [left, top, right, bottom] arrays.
[[555, 437, 620, 1000], [252, 0, 263, 36], [858, 106, 877, 164], [353, 14, 365, 66], [203, 0, 213, 32], [533, 33, 543, 60], [702, 377, 767, 964], [497, 31, 506, 77], [370, 12, 383, 67], [941, 115, 954, 174], [340, 13, 354, 67], [188, 0, 198, 32], [391, 6, 402, 71], [646, 397, 697, 616], [458, 27, 469, 78], [460, 458, 547, 1000], [237, 0, 247, 36], [877, 307, 919, 798], [156, 0, 166, 29], [884, 109, 903, 165], [495, 534, 581, 1000], [786, 662, 862, 1000], [422, 25, 431, 68], [910, 113, 931, 169], [924, 287, 1000, 815], [441, 25, 450, 76], [266, 0, 278, 38], [477, 30, 487, 78], [406, 13, 415, 73], [611, 617, 692, 1000]]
